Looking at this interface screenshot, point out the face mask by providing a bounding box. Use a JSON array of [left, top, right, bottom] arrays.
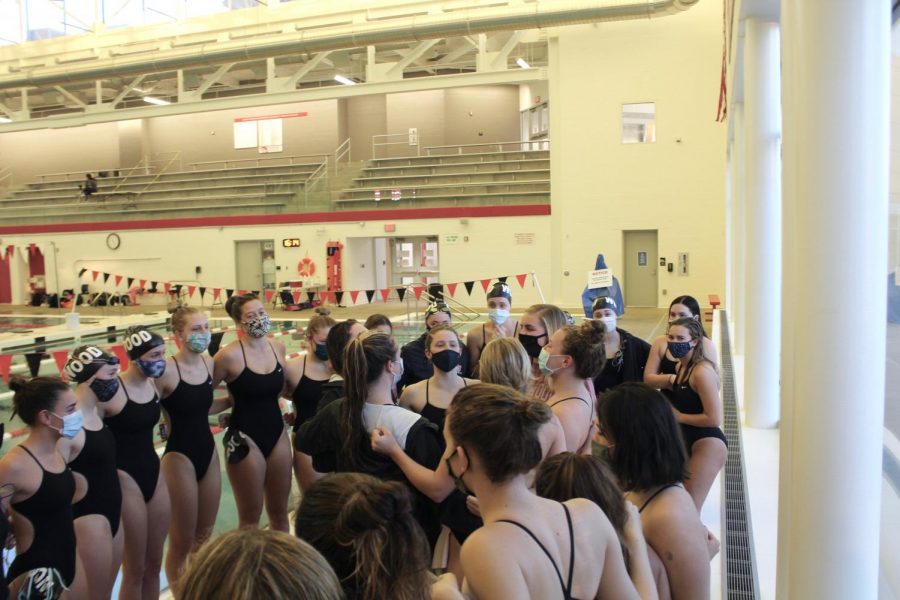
[[538, 348, 566, 377], [314, 342, 329, 361], [600, 316, 616, 334], [243, 314, 271, 338], [668, 341, 693, 359], [445, 452, 470, 495], [89, 377, 119, 402], [50, 410, 83, 439], [392, 358, 404, 385], [185, 332, 211, 353], [431, 349, 461, 373], [488, 308, 510, 326], [518, 332, 547, 359], [136, 358, 166, 379]]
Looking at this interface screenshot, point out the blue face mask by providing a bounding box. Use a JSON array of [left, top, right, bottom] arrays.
[[89, 377, 119, 402], [668, 341, 693, 359], [392, 358, 404, 385], [136, 358, 166, 379], [186, 332, 211, 353], [51, 410, 83, 439], [314, 343, 329, 361]]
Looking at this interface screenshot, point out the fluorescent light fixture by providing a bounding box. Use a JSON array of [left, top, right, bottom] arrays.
[[334, 75, 356, 86], [516, 58, 531, 69], [143, 96, 170, 106], [0, 117, 10, 123]]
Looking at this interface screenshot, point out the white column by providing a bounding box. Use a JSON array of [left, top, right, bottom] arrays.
[[742, 19, 782, 428], [731, 104, 746, 356], [780, 1, 889, 598], [775, 0, 797, 595]]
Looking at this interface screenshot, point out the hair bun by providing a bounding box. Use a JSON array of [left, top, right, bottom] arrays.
[[583, 318, 606, 343], [336, 481, 409, 537], [7, 375, 26, 392], [519, 398, 552, 425], [314, 307, 331, 317]]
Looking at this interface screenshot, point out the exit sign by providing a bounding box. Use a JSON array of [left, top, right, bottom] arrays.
[[282, 239, 301, 248]]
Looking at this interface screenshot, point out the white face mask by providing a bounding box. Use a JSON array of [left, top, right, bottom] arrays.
[[488, 308, 510, 326], [600, 316, 616, 334], [392, 358, 404, 385]]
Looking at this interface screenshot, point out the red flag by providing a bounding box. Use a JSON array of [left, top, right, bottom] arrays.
[[188, 286, 197, 298], [292, 291, 301, 304], [480, 278, 492, 293], [413, 286, 425, 300], [110, 345, 130, 371], [5, 245, 13, 258], [164, 282, 172, 294], [319, 291, 331, 304], [213, 288, 221, 301], [114, 275, 123, 287], [139, 279, 147, 289], [0, 354, 12, 384], [380, 289, 391, 302], [516, 273, 528, 288], [447, 283, 458, 297], [52, 351, 69, 379], [265, 290, 274, 303], [349, 290, 360, 304], [91, 270, 99, 281], [238, 289, 248, 296]]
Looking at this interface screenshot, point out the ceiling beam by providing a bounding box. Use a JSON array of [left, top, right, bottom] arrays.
[[387, 39, 441, 77], [53, 85, 87, 108]]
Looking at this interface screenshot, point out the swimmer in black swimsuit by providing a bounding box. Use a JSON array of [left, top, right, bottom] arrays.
[[101, 325, 170, 600], [644, 295, 718, 393], [446, 384, 647, 599], [600, 382, 713, 600], [465, 282, 520, 377], [214, 294, 292, 532], [666, 318, 728, 512], [541, 320, 605, 453], [158, 306, 227, 594], [283, 307, 335, 491], [61, 345, 124, 600], [0, 376, 86, 599], [399, 324, 477, 433]]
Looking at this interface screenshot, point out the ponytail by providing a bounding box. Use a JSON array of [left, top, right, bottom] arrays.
[[340, 332, 397, 471]]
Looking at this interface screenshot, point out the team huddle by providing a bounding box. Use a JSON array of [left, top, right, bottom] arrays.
[[0, 283, 725, 600]]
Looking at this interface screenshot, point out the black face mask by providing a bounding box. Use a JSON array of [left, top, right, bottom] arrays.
[[89, 377, 120, 402], [518, 332, 547, 359], [432, 349, 461, 373], [445, 447, 470, 495]]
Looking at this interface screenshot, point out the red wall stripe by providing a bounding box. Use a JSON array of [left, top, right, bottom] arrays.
[[0, 204, 551, 235]]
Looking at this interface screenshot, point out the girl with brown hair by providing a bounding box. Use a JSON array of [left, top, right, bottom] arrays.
[[296, 472, 462, 600], [213, 293, 291, 531]]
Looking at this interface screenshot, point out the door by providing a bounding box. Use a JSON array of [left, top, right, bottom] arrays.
[[390, 236, 439, 286], [235, 241, 265, 292], [623, 230, 658, 307]]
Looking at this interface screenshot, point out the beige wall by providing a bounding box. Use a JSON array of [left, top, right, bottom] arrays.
[[345, 95, 387, 161], [1, 214, 552, 308], [0, 123, 121, 183], [444, 86, 520, 147], [144, 99, 342, 166], [385, 90, 446, 157], [549, 1, 726, 307]]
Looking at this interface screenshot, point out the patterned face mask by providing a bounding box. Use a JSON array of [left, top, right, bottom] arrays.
[[243, 315, 271, 338], [136, 358, 166, 379], [186, 332, 212, 353], [89, 377, 119, 402]]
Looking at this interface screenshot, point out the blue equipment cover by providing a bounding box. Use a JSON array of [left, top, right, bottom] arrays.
[[581, 254, 625, 318]]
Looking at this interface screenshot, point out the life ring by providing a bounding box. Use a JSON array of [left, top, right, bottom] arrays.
[[298, 256, 316, 277]]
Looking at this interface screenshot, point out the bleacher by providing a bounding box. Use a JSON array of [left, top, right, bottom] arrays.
[[0, 159, 325, 224], [334, 148, 550, 208]]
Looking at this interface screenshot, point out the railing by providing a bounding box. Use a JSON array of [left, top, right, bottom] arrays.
[[190, 153, 329, 170], [147, 150, 182, 173], [111, 156, 149, 195], [36, 166, 127, 182], [373, 133, 421, 159], [0, 166, 12, 189], [424, 139, 551, 156], [334, 138, 351, 167], [304, 158, 330, 204], [132, 151, 182, 200]]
